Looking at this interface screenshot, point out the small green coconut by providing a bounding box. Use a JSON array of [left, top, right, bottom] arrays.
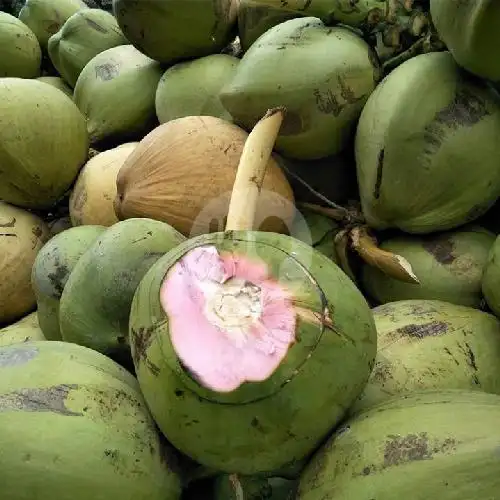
[[155, 54, 239, 124], [36, 75, 73, 97], [18, 0, 87, 51], [73, 44, 163, 146], [0, 12, 41, 77], [0, 78, 88, 209], [48, 9, 128, 87]]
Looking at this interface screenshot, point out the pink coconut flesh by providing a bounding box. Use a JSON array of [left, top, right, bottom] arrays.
[[160, 245, 297, 393]]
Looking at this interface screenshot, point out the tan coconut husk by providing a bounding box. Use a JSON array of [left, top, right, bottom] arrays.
[[114, 116, 296, 237]]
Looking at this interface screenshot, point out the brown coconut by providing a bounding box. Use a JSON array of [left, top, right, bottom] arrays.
[[0, 201, 49, 325], [114, 116, 296, 237], [70, 142, 139, 227]]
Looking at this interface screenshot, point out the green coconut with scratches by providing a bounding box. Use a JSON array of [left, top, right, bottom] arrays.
[[356, 51, 500, 234], [350, 299, 500, 414], [128, 229, 377, 475], [297, 390, 500, 499], [31, 225, 106, 341], [0, 340, 181, 500]]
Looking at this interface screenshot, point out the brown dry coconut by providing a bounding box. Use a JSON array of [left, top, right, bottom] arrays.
[[114, 116, 296, 237]]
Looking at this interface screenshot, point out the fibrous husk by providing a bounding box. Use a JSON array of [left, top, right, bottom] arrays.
[[0, 340, 182, 500], [115, 116, 296, 237], [0, 78, 88, 209], [31, 225, 106, 340], [69, 142, 138, 227], [219, 17, 381, 160], [155, 54, 239, 124], [350, 299, 500, 413], [430, 0, 500, 81], [0, 12, 41, 78], [36, 75, 73, 97], [112, 0, 238, 64], [356, 51, 500, 234], [297, 390, 500, 500], [0, 202, 49, 326], [0, 312, 45, 347], [361, 225, 496, 308], [18, 0, 87, 51], [48, 9, 127, 87], [73, 45, 163, 146]]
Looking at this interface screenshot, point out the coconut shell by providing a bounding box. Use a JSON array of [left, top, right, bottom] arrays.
[[69, 142, 138, 226], [0, 202, 49, 326], [115, 116, 296, 237]]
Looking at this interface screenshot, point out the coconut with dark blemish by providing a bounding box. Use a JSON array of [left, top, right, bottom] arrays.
[[349, 299, 500, 414], [128, 109, 377, 474], [31, 224, 106, 340], [356, 51, 500, 234], [360, 225, 495, 308], [0, 340, 181, 499], [297, 389, 500, 500]]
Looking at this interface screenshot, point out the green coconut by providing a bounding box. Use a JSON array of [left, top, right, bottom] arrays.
[[237, 0, 302, 51], [356, 51, 500, 234], [430, 0, 500, 81], [129, 230, 377, 474], [361, 225, 495, 308], [297, 390, 500, 500], [481, 235, 500, 317], [291, 208, 340, 264], [31, 225, 106, 341], [18, 0, 87, 51], [48, 9, 127, 87], [155, 54, 239, 124], [112, 0, 238, 64], [0, 340, 181, 499], [0, 202, 50, 326], [350, 299, 500, 414], [0, 12, 41, 77], [0, 312, 45, 347], [59, 218, 186, 367], [0, 78, 88, 209], [36, 75, 73, 97], [219, 17, 381, 160], [73, 44, 163, 146]]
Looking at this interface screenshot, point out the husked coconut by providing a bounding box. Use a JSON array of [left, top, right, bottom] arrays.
[[69, 142, 138, 226], [114, 116, 296, 237]]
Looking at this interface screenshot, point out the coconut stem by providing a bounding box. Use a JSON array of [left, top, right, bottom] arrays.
[[225, 107, 286, 232]]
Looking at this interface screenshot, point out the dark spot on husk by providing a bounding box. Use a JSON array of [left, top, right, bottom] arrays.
[[0, 345, 39, 367], [362, 466, 371, 475], [174, 389, 184, 397], [422, 237, 455, 265], [279, 110, 305, 135], [443, 347, 460, 365], [395, 321, 448, 339], [0, 217, 15, 228], [32, 226, 43, 239], [47, 260, 70, 297], [86, 18, 108, 33], [95, 63, 119, 81], [374, 149, 385, 199], [0, 384, 82, 416], [130, 326, 160, 376], [251, 417, 266, 432]]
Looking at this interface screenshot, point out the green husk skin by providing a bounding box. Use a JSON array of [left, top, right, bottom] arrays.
[[297, 390, 500, 499], [18, 0, 88, 51], [48, 9, 127, 88], [31, 225, 106, 341], [73, 45, 163, 147], [36, 76, 73, 97], [112, 0, 237, 64], [219, 17, 381, 160], [0, 312, 45, 347], [129, 230, 377, 475], [481, 235, 500, 317], [0, 341, 181, 500], [430, 0, 500, 82], [155, 54, 239, 124], [350, 299, 500, 414], [0, 12, 41, 78], [361, 225, 495, 308], [59, 218, 186, 366], [356, 51, 500, 234], [0, 79, 89, 209]]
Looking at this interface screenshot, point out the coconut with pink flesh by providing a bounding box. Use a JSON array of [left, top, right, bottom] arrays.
[[129, 109, 377, 475]]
